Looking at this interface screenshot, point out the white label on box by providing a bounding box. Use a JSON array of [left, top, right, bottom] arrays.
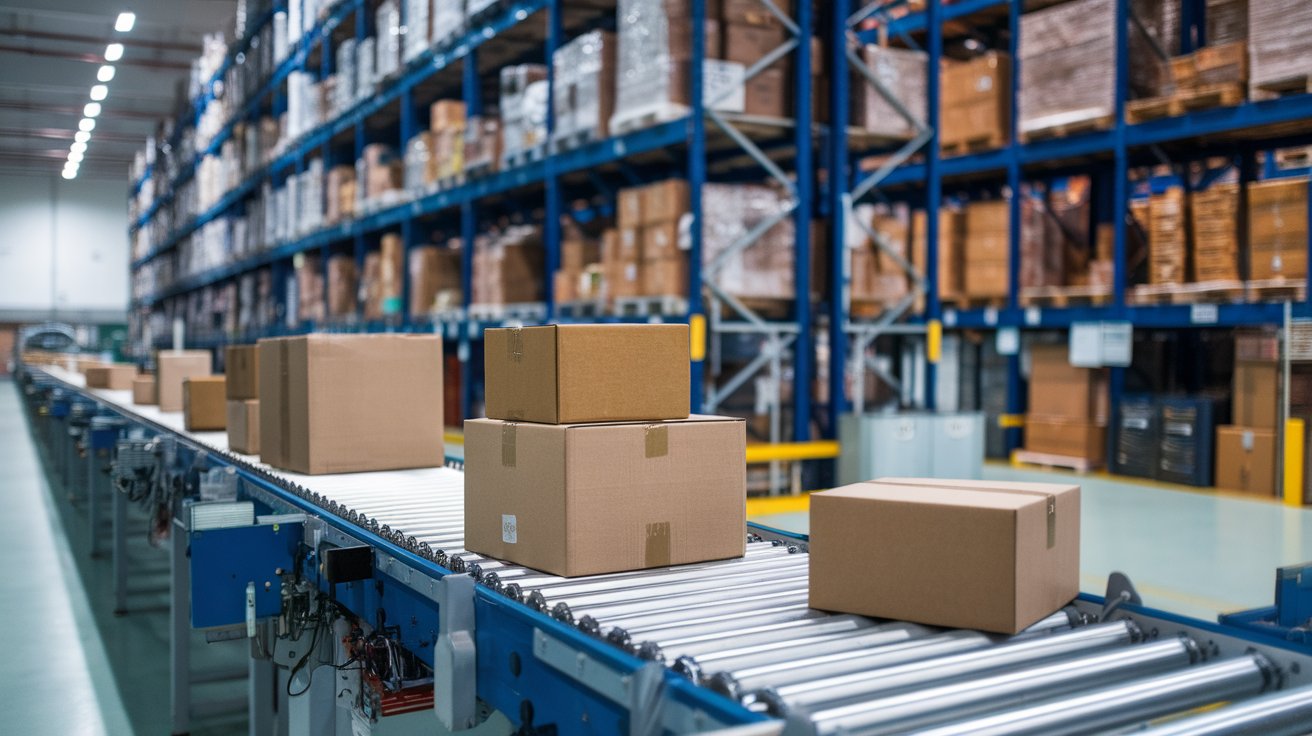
[[502, 515, 518, 544], [1241, 430, 1254, 451], [704, 59, 746, 113], [1190, 303, 1218, 324]]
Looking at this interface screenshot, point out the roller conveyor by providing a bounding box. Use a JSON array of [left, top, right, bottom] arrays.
[[23, 365, 1312, 736]]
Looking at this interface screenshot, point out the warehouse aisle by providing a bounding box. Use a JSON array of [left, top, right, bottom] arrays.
[[748, 466, 1312, 621], [0, 381, 132, 735]]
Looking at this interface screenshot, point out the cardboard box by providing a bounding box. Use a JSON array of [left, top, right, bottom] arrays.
[[1234, 359, 1279, 429], [642, 221, 682, 261], [744, 67, 787, 117], [227, 400, 260, 455], [963, 200, 1010, 298], [409, 246, 461, 317], [85, 364, 137, 391], [1024, 417, 1107, 462], [809, 478, 1080, 633], [132, 375, 156, 405], [722, 0, 788, 26], [618, 187, 644, 229], [1216, 425, 1276, 496], [225, 345, 260, 400], [430, 99, 467, 132], [724, 23, 786, 70], [562, 238, 601, 272], [642, 255, 688, 297], [1028, 344, 1108, 423], [463, 415, 747, 577], [1148, 187, 1187, 285], [258, 334, 444, 475], [1248, 178, 1308, 281], [941, 51, 1011, 152], [606, 260, 643, 299], [157, 350, 212, 413], [183, 376, 227, 432], [484, 324, 690, 424], [641, 179, 690, 226], [554, 269, 581, 303]]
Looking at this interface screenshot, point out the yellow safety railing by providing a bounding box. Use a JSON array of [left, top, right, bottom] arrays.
[[1285, 418, 1305, 508], [745, 441, 841, 464]]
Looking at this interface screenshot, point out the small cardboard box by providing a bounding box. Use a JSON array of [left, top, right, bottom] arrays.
[[227, 400, 260, 455], [85, 364, 137, 391], [810, 478, 1080, 634], [483, 324, 690, 424], [258, 334, 444, 474], [641, 179, 690, 226], [1234, 359, 1279, 430], [1024, 417, 1106, 463], [1028, 344, 1108, 422], [183, 377, 227, 432], [132, 375, 156, 405], [1216, 426, 1276, 496], [225, 345, 260, 400], [464, 415, 747, 577], [157, 350, 212, 413], [618, 187, 644, 229]]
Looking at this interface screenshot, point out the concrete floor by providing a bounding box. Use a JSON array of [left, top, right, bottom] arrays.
[[6, 375, 1312, 732]]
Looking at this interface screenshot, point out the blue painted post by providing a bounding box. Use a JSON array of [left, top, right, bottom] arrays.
[[924, 0, 942, 411], [460, 49, 483, 420], [688, 0, 707, 413], [793, 0, 813, 442], [400, 86, 417, 330], [1004, 0, 1024, 453], [543, 0, 563, 320], [828, 0, 851, 439], [1108, 0, 1133, 461]]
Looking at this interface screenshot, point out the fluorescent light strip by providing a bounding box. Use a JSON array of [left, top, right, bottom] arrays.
[[105, 43, 123, 62], [97, 65, 115, 82], [115, 12, 136, 33]]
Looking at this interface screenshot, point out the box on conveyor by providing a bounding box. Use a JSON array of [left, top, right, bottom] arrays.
[[809, 478, 1080, 634], [132, 375, 156, 405], [258, 334, 444, 474], [227, 400, 260, 455], [225, 345, 259, 400], [183, 376, 227, 432], [85, 364, 137, 391], [483, 324, 690, 424], [157, 350, 212, 413], [463, 415, 746, 577]]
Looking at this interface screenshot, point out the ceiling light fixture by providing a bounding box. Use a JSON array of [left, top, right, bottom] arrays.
[[115, 12, 136, 33], [97, 65, 115, 82], [71, 141, 87, 154], [84, 102, 101, 117], [105, 43, 123, 62], [90, 85, 108, 101], [68, 150, 84, 163], [75, 130, 90, 143], [79, 118, 96, 132], [62, 168, 77, 180]]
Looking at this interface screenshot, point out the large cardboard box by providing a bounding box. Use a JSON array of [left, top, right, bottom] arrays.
[[1215, 426, 1276, 496], [157, 350, 212, 413], [463, 415, 747, 577], [85, 364, 137, 391], [258, 334, 444, 474], [484, 324, 690, 424], [183, 377, 227, 432], [1024, 417, 1107, 463], [1233, 359, 1279, 429], [809, 478, 1080, 633], [227, 400, 260, 455], [225, 345, 259, 400], [1028, 344, 1108, 422], [941, 51, 1010, 152], [132, 375, 156, 405], [641, 179, 690, 226], [1248, 178, 1308, 281]]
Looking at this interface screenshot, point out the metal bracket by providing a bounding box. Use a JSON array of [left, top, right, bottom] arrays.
[[1102, 571, 1143, 621], [435, 574, 477, 731]]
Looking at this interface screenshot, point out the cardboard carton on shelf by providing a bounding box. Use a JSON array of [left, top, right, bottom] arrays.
[[224, 345, 259, 400], [940, 51, 1011, 152], [226, 399, 260, 455], [483, 324, 690, 424], [641, 179, 690, 226], [157, 350, 212, 413], [183, 376, 227, 432], [641, 255, 688, 297], [1028, 344, 1109, 423], [1024, 416, 1107, 463], [809, 478, 1080, 634], [1215, 425, 1276, 497], [1233, 358, 1279, 430], [463, 415, 747, 577], [132, 375, 156, 405], [258, 334, 444, 475], [1248, 178, 1309, 281], [85, 364, 137, 391]]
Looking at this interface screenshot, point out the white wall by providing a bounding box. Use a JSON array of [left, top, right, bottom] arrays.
[[0, 174, 129, 322]]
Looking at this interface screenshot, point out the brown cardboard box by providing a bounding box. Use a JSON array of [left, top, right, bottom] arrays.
[[642, 221, 682, 261], [85, 364, 137, 391], [607, 260, 643, 299], [76, 357, 103, 374], [1024, 417, 1107, 462], [618, 187, 644, 229], [554, 268, 580, 303], [1248, 178, 1308, 281], [1190, 183, 1240, 282], [642, 255, 688, 297], [1216, 425, 1277, 496], [157, 350, 212, 413], [724, 23, 787, 70], [722, 0, 789, 26], [641, 179, 690, 226], [484, 324, 690, 424], [964, 200, 1010, 298], [328, 254, 359, 317], [809, 478, 1080, 634], [409, 246, 461, 317], [226, 400, 260, 455], [132, 375, 156, 405], [430, 99, 467, 132], [1148, 187, 1187, 285], [258, 334, 444, 474], [1028, 344, 1109, 422], [744, 67, 787, 117], [941, 51, 1011, 152], [1234, 359, 1279, 429], [463, 415, 747, 577], [912, 207, 965, 300], [225, 345, 259, 400], [183, 376, 227, 432], [562, 238, 601, 272]]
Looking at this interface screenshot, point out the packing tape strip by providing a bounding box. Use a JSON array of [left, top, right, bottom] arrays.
[[507, 327, 523, 362], [645, 424, 668, 458], [502, 423, 517, 467], [645, 521, 671, 567]]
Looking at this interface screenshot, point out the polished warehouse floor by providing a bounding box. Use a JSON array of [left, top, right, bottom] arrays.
[[5, 378, 1312, 733]]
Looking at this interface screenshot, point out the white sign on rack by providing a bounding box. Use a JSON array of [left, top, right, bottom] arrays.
[[1070, 321, 1133, 367]]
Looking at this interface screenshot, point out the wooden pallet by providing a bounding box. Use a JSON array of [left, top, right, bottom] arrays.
[[466, 302, 547, 323], [1013, 450, 1101, 473], [501, 144, 547, 170], [613, 295, 688, 317], [1176, 82, 1246, 113], [1020, 113, 1114, 143], [551, 128, 604, 154], [1248, 278, 1307, 303], [1252, 75, 1312, 102], [1126, 95, 1178, 124], [1019, 285, 1113, 308], [942, 294, 1007, 311], [610, 103, 691, 137], [555, 299, 607, 319], [940, 133, 1006, 157]]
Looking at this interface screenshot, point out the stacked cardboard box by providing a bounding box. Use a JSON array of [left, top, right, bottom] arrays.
[[702, 182, 803, 302], [468, 324, 746, 577], [360, 143, 403, 203], [963, 200, 1009, 299], [1248, 178, 1308, 281], [294, 252, 324, 323], [1216, 334, 1279, 496], [258, 334, 444, 474], [1024, 344, 1109, 463], [1189, 182, 1240, 281], [855, 45, 927, 140], [940, 52, 1011, 152], [551, 30, 617, 145], [1148, 187, 1187, 285], [722, 4, 788, 117], [409, 245, 462, 317], [500, 64, 548, 165], [911, 207, 966, 302], [1206, 0, 1247, 45], [472, 226, 546, 305], [1248, 0, 1312, 98], [430, 100, 466, 180], [325, 165, 356, 224], [327, 254, 357, 317], [463, 115, 501, 173], [554, 220, 603, 303], [225, 345, 260, 455], [850, 204, 911, 308], [641, 179, 692, 297]]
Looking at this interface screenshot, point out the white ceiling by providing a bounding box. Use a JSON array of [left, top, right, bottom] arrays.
[[0, 0, 235, 180]]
